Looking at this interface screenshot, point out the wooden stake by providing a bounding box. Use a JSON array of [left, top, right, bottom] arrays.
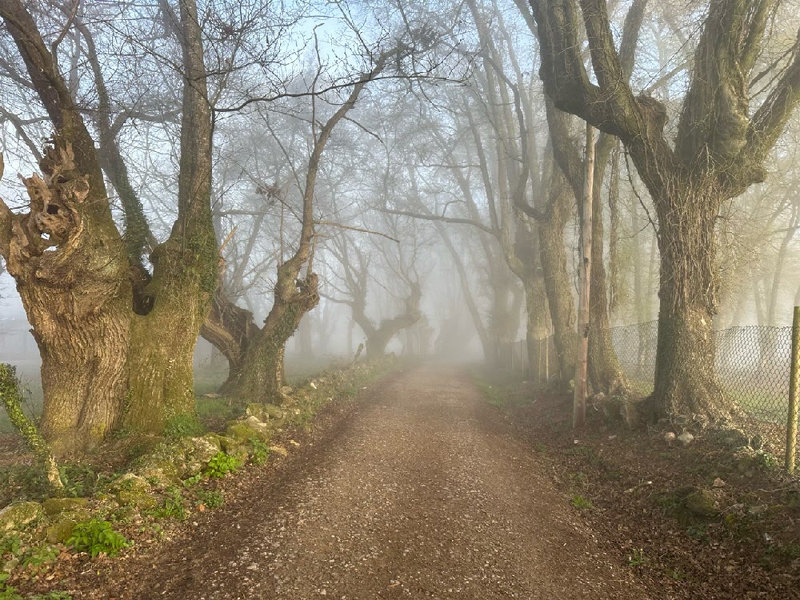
[[785, 306, 800, 473], [574, 123, 595, 429]]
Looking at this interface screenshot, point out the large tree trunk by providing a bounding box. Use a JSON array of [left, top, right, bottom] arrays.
[[651, 189, 732, 420], [530, 0, 800, 423], [0, 0, 220, 450], [125, 238, 217, 431], [523, 276, 550, 383], [539, 172, 576, 385], [221, 270, 319, 402], [0, 1, 133, 457], [587, 161, 628, 395], [10, 153, 130, 456], [512, 220, 550, 383], [201, 289, 257, 384], [124, 0, 217, 433]]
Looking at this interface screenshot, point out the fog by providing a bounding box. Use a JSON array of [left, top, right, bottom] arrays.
[[1, 0, 800, 414]]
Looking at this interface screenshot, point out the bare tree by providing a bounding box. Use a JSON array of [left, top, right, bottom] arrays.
[[527, 0, 800, 421], [325, 226, 423, 360], [0, 0, 217, 454]]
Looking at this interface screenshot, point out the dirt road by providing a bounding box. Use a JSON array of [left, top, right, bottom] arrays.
[[87, 367, 650, 599]]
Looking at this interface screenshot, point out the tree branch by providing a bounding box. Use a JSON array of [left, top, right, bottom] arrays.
[[378, 207, 495, 235], [747, 32, 800, 172], [315, 221, 399, 243], [0, 155, 11, 258]]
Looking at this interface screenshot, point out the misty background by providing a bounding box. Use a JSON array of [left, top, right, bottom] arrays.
[[1, 0, 800, 405]]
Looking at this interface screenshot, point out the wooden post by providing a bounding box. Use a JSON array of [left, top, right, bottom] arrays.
[[544, 337, 549, 383], [785, 306, 800, 473], [573, 123, 595, 429]]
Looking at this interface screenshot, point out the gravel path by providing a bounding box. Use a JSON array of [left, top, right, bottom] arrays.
[[100, 366, 650, 599]]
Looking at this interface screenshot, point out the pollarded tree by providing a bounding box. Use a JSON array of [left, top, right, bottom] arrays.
[[205, 51, 402, 402], [527, 0, 800, 421], [0, 0, 217, 454], [325, 227, 423, 360]]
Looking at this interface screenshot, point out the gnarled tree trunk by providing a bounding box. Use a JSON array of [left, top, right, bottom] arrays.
[[0, 0, 218, 452], [0, 147, 131, 456], [364, 283, 422, 359], [0, 0, 132, 457], [529, 0, 800, 421], [220, 266, 319, 402], [652, 186, 728, 419]]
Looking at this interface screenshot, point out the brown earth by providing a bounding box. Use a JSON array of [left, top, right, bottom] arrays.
[[496, 376, 800, 600], [47, 366, 653, 599]]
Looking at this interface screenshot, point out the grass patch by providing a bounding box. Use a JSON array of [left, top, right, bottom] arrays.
[[148, 487, 187, 521], [195, 396, 243, 431], [474, 379, 511, 408], [195, 489, 224, 510], [570, 494, 593, 509], [163, 414, 205, 439]]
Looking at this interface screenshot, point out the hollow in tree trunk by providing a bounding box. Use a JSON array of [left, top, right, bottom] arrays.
[[0, 143, 131, 457]]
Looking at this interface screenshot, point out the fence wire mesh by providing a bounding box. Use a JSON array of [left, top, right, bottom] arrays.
[[611, 321, 792, 425], [505, 322, 794, 454]]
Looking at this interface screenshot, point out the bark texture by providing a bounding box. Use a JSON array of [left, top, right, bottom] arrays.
[[528, 0, 800, 419], [0, 0, 217, 452], [124, 0, 218, 432], [538, 170, 577, 384], [0, 1, 132, 455]]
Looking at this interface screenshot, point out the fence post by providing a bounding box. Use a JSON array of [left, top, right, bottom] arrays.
[[786, 306, 800, 474]]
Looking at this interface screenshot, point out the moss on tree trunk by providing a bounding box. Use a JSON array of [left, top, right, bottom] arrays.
[[1, 364, 63, 490], [222, 273, 319, 403]]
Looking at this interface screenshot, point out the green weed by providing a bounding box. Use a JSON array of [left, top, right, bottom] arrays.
[[0, 573, 21, 600], [0, 466, 50, 506], [183, 473, 204, 487], [195, 396, 243, 430], [664, 566, 687, 581], [0, 535, 21, 558], [150, 487, 187, 520], [163, 414, 204, 439], [66, 519, 128, 558], [249, 438, 270, 465], [59, 463, 100, 498], [203, 452, 241, 478], [21, 544, 58, 569], [570, 494, 593, 510], [627, 548, 648, 567], [686, 524, 709, 543], [196, 489, 224, 510]]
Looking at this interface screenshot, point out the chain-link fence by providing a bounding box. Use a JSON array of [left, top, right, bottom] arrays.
[[611, 321, 792, 425], [504, 321, 794, 437]]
